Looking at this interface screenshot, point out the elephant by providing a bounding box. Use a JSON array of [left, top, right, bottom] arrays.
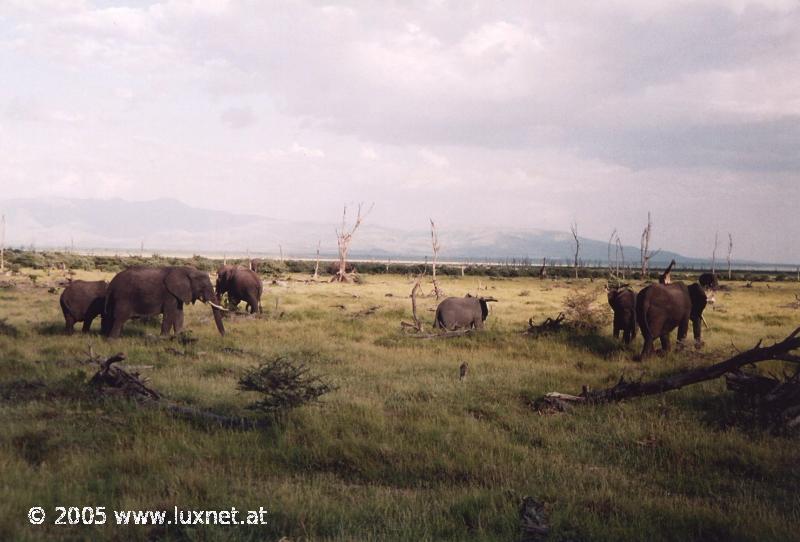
[[607, 287, 637, 344], [101, 266, 225, 338], [215, 265, 263, 314], [59, 279, 107, 334], [433, 295, 496, 330], [698, 272, 719, 290], [635, 282, 708, 359]]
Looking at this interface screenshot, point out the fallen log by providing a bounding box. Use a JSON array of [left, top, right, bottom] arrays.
[[540, 327, 800, 406]]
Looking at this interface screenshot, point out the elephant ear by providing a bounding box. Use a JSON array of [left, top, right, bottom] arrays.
[[688, 283, 707, 319], [164, 268, 193, 304]]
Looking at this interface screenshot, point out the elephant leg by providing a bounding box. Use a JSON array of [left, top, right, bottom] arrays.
[[160, 315, 172, 336], [108, 316, 126, 339], [64, 315, 76, 335], [677, 319, 689, 343], [613, 326, 621, 340], [640, 337, 654, 360], [622, 328, 632, 345], [82, 317, 94, 333], [173, 308, 184, 334], [660, 334, 671, 352], [247, 294, 259, 314]]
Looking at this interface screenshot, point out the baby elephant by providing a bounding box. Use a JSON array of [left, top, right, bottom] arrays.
[[59, 280, 108, 334], [215, 265, 263, 314], [607, 287, 637, 344], [434, 295, 496, 330]]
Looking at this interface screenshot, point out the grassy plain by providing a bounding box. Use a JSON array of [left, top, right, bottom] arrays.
[[0, 267, 799, 541]]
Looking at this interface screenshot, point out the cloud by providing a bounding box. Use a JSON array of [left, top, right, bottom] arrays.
[[219, 106, 256, 129], [0, 0, 797, 261]]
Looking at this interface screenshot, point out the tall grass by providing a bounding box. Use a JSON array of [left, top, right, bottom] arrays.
[[0, 266, 798, 541]]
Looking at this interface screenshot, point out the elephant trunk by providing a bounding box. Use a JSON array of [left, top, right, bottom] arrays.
[[207, 293, 225, 336]]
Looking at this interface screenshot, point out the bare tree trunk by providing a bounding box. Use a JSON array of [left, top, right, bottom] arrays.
[[711, 231, 719, 274], [430, 219, 443, 299], [279, 245, 284, 262], [313, 241, 320, 279], [570, 222, 580, 279], [727, 233, 733, 280], [639, 212, 660, 279], [401, 269, 426, 332], [333, 203, 373, 283], [539, 257, 547, 279], [607, 229, 617, 279]]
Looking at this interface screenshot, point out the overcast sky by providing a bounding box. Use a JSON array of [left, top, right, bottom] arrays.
[[1, 0, 798, 261]]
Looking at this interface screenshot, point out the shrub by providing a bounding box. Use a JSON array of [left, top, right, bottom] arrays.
[[562, 290, 610, 332], [238, 356, 335, 416]]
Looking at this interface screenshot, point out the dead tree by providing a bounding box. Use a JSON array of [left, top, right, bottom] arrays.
[[537, 327, 800, 411], [332, 203, 373, 283], [570, 222, 580, 279], [539, 257, 547, 279], [313, 240, 321, 279], [615, 236, 625, 280], [727, 233, 733, 280], [607, 229, 617, 278], [430, 219, 443, 299], [639, 212, 660, 279], [711, 231, 719, 274], [401, 270, 426, 332]]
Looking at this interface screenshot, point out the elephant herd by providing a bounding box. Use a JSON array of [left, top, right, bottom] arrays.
[[607, 279, 712, 360], [59, 263, 714, 360], [59, 265, 262, 339], [430, 277, 712, 360]]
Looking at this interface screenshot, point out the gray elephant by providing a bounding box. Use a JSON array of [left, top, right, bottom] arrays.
[[102, 266, 225, 338], [215, 265, 262, 314], [433, 295, 496, 330], [59, 279, 108, 334], [607, 287, 636, 344], [698, 272, 719, 290], [635, 282, 708, 359]]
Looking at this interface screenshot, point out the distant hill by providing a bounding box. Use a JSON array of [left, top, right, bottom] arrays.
[[1, 197, 709, 265]]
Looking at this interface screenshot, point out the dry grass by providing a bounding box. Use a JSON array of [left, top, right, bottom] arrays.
[[0, 267, 799, 541]]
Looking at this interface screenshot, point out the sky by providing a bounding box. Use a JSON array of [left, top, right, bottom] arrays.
[[1, 0, 798, 262]]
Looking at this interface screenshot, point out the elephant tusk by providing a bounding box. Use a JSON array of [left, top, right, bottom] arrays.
[[205, 300, 230, 312], [701, 315, 709, 329]]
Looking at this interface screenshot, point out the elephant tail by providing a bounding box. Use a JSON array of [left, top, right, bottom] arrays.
[[59, 294, 72, 318], [636, 289, 652, 340], [433, 308, 443, 329], [101, 292, 115, 336]]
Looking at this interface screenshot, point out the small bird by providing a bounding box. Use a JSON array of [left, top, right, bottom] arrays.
[[459, 361, 469, 382]]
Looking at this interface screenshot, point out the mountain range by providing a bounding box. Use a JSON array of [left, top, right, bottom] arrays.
[[0, 197, 713, 265]]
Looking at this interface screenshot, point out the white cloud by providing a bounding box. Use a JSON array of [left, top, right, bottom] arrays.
[[0, 0, 797, 261], [419, 148, 449, 168]]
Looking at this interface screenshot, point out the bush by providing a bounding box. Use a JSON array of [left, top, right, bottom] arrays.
[[562, 290, 610, 332], [238, 356, 335, 416]]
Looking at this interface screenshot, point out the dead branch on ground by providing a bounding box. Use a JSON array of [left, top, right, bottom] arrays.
[[524, 313, 566, 336], [535, 328, 800, 419]]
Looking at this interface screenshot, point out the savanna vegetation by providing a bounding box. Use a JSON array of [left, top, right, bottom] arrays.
[[0, 255, 799, 541]]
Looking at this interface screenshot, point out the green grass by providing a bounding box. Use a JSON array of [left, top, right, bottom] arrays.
[[1, 269, 799, 541]]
